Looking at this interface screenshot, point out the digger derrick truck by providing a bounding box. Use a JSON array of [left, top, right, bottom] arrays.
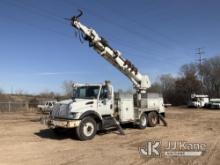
[[44, 11, 166, 141]]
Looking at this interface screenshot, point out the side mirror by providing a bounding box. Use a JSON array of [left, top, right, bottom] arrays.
[[72, 88, 77, 100], [107, 92, 112, 100]]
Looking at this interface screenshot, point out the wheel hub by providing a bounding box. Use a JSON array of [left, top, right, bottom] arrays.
[[141, 115, 147, 126], [152, 116, 157, 124], [83, 122, 94, 137]]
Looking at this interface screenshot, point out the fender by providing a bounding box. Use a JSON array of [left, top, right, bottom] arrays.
[[79, 110, 102, 121], [79, 110, 103, 130]]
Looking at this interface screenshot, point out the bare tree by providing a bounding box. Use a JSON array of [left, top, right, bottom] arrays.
[[15, 89, 25, 95], [39, 90, 57, 99], [180, 63, 198, 78], [160, 74, 176, 104], [200, 55, 220, 97], [148, 82, 161, 93], [150, 64, 203, 105], [174, 63, 203, 105], [62, 80, 74, 97], [149, 56, 220, 105]]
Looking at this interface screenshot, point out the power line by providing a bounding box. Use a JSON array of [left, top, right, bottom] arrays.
[[96, 0, 195, 61], [1, 0, 67, 25], [65, 0, 193, 62], [66, 1, 173, 49], [62, 1, 188, 67], [0, 14, 73, 40], [0, 0, 163, 61], [0, 15, 170, 66], [0, 1, 184, 85], [31, 0, 187, 55], [63, 1, 178, 64], [0, 0, 191, 67], [96, 0, 188, 49], [0, 0, 74, 39]]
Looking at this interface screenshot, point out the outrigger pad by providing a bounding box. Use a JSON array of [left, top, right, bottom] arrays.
[[112, 117, 125, 135]]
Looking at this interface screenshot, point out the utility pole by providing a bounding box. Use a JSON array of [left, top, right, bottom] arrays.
[[10, 86, 13, 95], [196, 48, 205, 68], [196, 48, 205, 94]]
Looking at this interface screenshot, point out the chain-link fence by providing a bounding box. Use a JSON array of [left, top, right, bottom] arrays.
[[0, 101, 38, 112]]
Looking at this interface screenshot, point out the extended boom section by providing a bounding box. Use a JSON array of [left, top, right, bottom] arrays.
[[70, 11, 151, 92]]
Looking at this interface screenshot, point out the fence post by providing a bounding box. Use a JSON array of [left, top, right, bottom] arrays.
[[25, 102, 29, 112], [8, 101, 11, 112]]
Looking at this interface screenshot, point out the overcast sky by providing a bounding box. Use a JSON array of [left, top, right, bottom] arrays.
[[0, 0, 220, 94]]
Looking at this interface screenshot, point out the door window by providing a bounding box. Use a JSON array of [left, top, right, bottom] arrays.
[[100, 86, 109, 99]]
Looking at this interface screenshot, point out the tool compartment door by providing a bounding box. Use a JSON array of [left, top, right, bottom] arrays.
[[118, 97, 134, 122]]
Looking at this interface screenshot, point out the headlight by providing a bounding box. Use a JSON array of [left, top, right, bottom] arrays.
[[69, 112, 79, 119]]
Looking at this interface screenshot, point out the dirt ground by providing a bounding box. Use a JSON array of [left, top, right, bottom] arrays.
[[0, 107, 219, 165]]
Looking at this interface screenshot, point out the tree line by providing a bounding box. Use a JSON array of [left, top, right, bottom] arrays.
[[0, 55, 219, 106], [148, 55, 220, 105]]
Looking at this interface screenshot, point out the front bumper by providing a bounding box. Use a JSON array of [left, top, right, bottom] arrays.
[[41, 116, 81, 128]]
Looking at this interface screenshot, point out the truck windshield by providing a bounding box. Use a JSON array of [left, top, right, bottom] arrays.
[[192, 98, 198, 101], [75, 86, 100, 99]]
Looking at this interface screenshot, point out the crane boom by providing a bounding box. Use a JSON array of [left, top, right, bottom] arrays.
[[70, 11, 151, 92]]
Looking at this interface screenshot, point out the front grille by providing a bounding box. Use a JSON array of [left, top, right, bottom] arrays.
[[52, 104, 69, 118]]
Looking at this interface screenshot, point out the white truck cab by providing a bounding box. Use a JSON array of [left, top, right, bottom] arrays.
[[51, 82, 114, 120]]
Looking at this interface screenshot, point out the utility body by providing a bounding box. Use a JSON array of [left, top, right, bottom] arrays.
[[44, 11, 166, 140]]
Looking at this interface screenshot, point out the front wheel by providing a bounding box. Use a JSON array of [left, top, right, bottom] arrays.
[[76, 117, 97, 141]]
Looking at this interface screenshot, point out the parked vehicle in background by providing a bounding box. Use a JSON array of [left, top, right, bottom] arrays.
[[208, 98, 220, 109], [38, 101, 57, 113], [188, 94, 209, 108], [188, 94, 220, 109]]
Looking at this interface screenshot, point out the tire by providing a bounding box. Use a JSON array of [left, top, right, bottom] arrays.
[[147, 111, 158, 127], [138, 113, 148, 129], [76, 117, 97, 141]]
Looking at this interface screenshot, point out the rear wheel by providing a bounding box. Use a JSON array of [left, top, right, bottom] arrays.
[[138, 113, 147, 129], [147, 111, 158, 127], [76, 117, 97, 141]]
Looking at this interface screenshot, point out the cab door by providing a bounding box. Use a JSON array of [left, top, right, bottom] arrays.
[[97, 85, 114, 115]]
